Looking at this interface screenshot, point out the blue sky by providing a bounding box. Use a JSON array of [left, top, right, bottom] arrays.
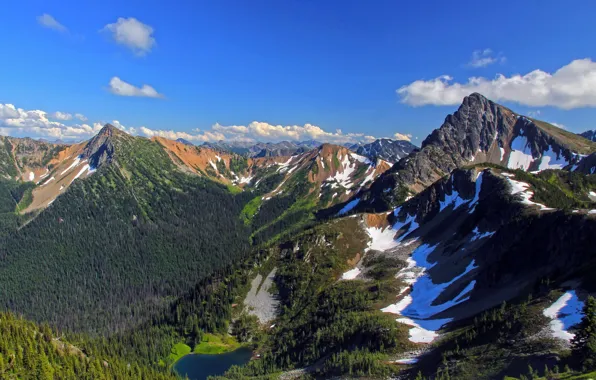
[[1, 0, 596, 144]]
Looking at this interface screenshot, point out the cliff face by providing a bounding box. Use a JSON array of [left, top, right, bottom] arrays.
[[349, 93, 596, 212]]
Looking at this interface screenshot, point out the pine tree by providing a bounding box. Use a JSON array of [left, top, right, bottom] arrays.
[[572, 296, 596, 369]]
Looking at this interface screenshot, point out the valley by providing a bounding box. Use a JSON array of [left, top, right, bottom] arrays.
[[2, 94, 596, 380]]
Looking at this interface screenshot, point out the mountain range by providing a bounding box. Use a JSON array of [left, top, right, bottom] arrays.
[[1, 93, 596, 379]]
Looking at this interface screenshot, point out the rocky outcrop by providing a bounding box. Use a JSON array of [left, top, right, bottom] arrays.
[[82, 124, 124, 168], [345, 93, 596, 212], [352, 138, 417, 164], [0, 136, 66, 180]]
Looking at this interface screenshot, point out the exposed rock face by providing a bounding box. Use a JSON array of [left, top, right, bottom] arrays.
[[0, 136, 66, 180], [82, 124, 123, 168], [357, 167, 596, 336], [347, 93, 595, 212], [351, 138, 417, 164], [573, 152, 596, 174]]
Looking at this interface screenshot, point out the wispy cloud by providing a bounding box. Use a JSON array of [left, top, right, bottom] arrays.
[[37, 14, 68, 33], [108, 77, 164, 98], [102, 17, 155, 56], [398, 58, 596, 109], [393, 132, 412, 142], [466, 49, 506, 68]]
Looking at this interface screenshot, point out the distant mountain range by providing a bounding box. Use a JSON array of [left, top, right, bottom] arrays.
[[348, 138, 417, 163], [2, 93, 596, 379], [580, 129, 596, 142]]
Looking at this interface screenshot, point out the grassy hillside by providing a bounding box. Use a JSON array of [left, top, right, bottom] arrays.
[[531, 119, 596, 155]]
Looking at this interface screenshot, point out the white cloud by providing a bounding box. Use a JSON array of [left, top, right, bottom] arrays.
[[393, 133, 412, 141], [209, 121, 383, 144], [37, 14, 67, 32], [50, 111, 73, 121], [108, 77, 164, 98], [138, 127, 225, 142], [212, 123, 249, 134], [75, 113, 88, 121], [102, 17, 155, 56], [0, 103, 410, 146], [398, 58, 596, 109], [0, 103, 102, 140], [467, 49, 505, 68]]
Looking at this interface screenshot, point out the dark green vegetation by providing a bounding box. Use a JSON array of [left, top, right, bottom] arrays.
[[0, 311, 175, 379], [467, 163, 596, 210], [509, 169, 596, 210], [250, 167, 318, 245], [216, 218, 414, 379], [0, 179, 35, 235], [0, 132, 252, 334]]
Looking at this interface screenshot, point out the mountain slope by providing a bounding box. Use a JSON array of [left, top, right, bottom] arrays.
[[245, 144, 392, 244], [580, 130, 596, 142], [0, 124, 252, 334], [220, 165, 596, 379], [0, 310, 175, 379], [0, 136, 66, 182], [345, 93, 596, 212]]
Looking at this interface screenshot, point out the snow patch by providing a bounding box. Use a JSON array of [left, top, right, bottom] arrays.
[[382, 243, 478, 343], [72, 164, 90, 182], [470, 227, 495, 242], [538, 146, 569, 171], [468, 172, 484, 213], [208, 159, 218, 172], [349, 152, 372, 165], [342, 267, 361, 280], [395, 358, 418, 365], [439, 180, 467, 212], [507, 136, 534, 170], [326, 153, 356, 188], [239, 175, 253, 184], [504, 175, 554, 211], [543, 291, 584, 341], [41, 176, 55, 186], [28, 172, 35, 181], [61, 156, 82, 175], [338, 198, 360, 215]]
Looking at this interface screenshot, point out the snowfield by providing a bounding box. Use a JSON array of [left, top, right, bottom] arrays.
[[543, 291, 584, 341], [538, 146, 569, 171], [337, 198, 360, 215], [341, 267, 361, 280], [504, 175, 554, 211], [508, 136, 534, 171], [61, 156, 82, 175]]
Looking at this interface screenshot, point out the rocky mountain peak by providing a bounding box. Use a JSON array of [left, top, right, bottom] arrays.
[[337, 93, 596, 213], [82, 123, 126, 168]]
